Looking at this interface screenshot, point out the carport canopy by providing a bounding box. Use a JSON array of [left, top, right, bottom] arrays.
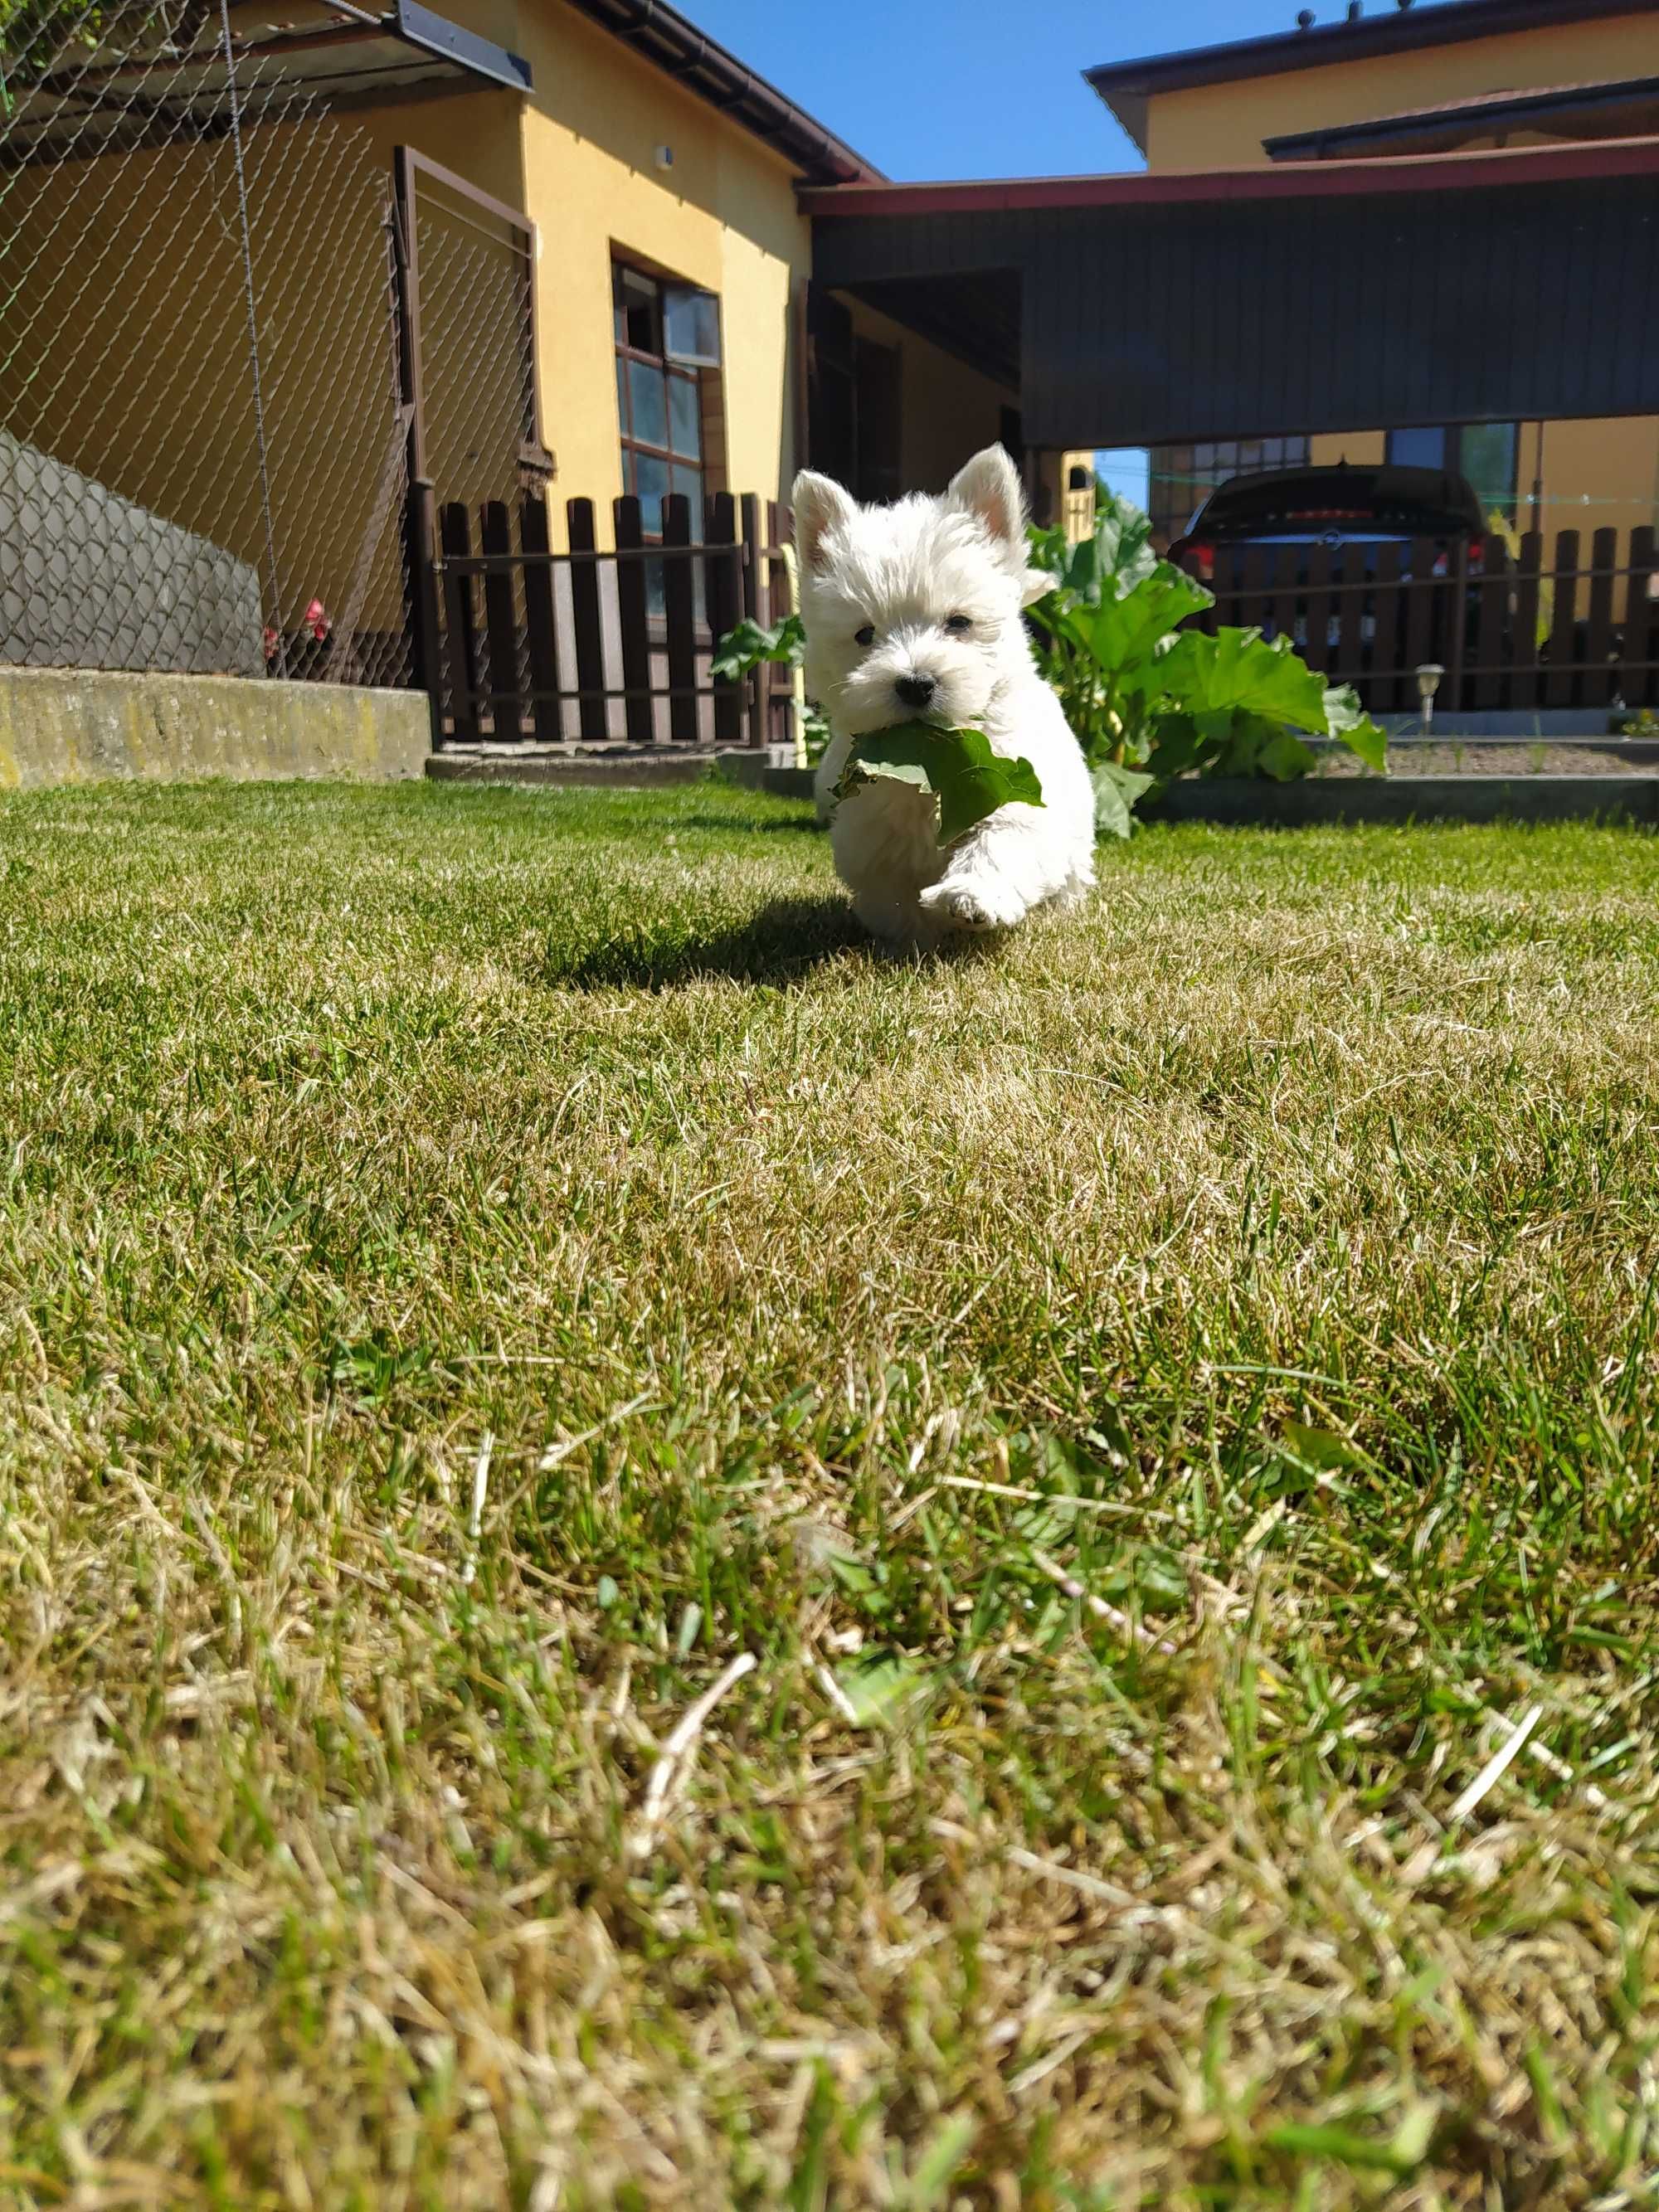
[[801, 139, 1659, 452]]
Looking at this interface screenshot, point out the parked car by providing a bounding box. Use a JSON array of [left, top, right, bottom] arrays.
[[1168, 461, 1490, 677], [1169, 460, 1486, 583]]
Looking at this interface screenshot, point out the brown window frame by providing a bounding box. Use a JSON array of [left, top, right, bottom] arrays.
[[612, 259, 725, 539]]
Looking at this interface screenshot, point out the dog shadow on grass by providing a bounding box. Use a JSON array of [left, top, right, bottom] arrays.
[[542, 894, 1005, 992], [543, 893, 870, 991], [679, 812, 825, 838]]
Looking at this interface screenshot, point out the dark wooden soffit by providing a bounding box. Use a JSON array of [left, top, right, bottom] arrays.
[[808, 144, 1659, 448]]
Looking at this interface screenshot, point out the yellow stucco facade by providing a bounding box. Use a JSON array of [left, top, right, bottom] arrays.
[[1143, 12, 1659, 171], [1141, 7, 1659, 538]]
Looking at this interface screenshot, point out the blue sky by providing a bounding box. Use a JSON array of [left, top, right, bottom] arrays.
[[682, 1, 1469, 182], [684, 0, 1468, 504]]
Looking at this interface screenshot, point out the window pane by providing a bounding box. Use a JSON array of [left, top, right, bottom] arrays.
[[1389, 425, 1447, 470], [615, 354, 629, 436], [635, 450, 669, 535], [669, 372, 701, 459], [628, 359, 668, 450], [672, 466, 703, 542], [616, 266, 659, 353], [663, 284, 720, 366], [1459, 422, 1518, 516]]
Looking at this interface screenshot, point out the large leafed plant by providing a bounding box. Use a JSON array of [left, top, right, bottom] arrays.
[[1025, 492, 1387, 835]]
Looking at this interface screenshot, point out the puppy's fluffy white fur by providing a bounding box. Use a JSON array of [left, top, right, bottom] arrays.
[[795, 445, 1095, 948]]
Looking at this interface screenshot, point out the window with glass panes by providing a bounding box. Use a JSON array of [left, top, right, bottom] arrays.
[[613, 262, 722, 546], [1149, 435, 1310, 547], [1386, 423, 1519, 523]]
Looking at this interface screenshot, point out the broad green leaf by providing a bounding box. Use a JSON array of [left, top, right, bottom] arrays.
[[1092, 759, 1154, 839], [1322, 682, 1389, 771], [1026, 489, 1160, 607], [1058, 568, 1214, 683], [935, 750, 1044, 843], [710, 611, 803, 682], [1151, 625, 1331, 729], [1143, 714, 1207, 780], [1257, 729, 1318, 781], [835, 723, 1044, 846]]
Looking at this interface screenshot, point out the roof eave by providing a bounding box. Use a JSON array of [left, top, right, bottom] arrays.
[[1085, 0, 1633, 114], [557, 0, 882, 184], [799, 134, 1659, 218]]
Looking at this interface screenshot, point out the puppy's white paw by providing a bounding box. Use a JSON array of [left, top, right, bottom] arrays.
[[918, 873, 1030, 933]]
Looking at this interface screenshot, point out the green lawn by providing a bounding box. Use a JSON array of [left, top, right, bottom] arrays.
[[2, 779, 1658, 2210]]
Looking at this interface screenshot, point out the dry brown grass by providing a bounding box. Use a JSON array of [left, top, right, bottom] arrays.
[[2, 780, 1658, 2210]]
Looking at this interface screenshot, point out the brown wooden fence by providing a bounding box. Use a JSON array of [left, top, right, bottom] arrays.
[[1179, 527, 1659, 716], [418, 489, 796, 748]]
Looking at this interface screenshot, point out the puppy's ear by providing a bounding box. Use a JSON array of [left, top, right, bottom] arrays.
[[948, 445, 1026, 569], [791, 470, 858, 575]]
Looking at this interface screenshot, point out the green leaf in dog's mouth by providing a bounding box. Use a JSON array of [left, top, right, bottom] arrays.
[[831, 722, 1044, 845]]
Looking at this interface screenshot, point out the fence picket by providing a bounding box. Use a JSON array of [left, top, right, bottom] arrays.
[[518, 494, 561, 741], [479, 500, 519, 740], [1545, 530, 1581, 708], [704, 492, 742, 747], [1623, 526, 1657, 711], [612, 496, 654, 746], [1369, 543, 1402, 712], [565, 498, 607, 741], [438, 501, 479, 742], [661, 493, 698, 746], [1335, 546, 1366, 682], [1473, 534, 1509, 710], [1511, 532, 1543, 711], [1584, 526, 1619, 708]]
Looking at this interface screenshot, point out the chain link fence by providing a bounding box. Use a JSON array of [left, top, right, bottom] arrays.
[[1, 0, 414, 685]]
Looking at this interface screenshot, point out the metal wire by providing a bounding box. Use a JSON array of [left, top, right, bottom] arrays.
[[0, 0, 417, 687], [218, 0, 285, 677]]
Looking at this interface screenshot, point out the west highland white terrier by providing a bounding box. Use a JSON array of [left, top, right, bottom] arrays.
[[795, 445, 1096, 948]]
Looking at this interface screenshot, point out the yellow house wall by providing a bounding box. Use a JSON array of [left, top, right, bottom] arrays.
[[1142, 12, 1659, 169], [1309, 433, 1386, 468], [514, 0, 810, 547]]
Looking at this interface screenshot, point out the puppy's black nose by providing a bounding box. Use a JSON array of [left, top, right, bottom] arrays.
[[894, 673, 937, 710]]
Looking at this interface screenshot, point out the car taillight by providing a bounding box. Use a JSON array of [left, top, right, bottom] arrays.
[[1189, 542, 1214, 583]]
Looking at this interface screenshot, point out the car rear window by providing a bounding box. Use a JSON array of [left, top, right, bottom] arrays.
[[1195, 468, 1481, 539]]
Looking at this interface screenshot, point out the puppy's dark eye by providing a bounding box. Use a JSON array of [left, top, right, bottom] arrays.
[[854, 624, 876, 648], [945, 613, 972, 634]]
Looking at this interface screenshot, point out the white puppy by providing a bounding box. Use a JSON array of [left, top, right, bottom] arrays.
[[795, 445, 1096, 948]]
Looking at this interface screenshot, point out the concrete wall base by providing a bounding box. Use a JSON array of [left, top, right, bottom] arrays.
[[1142, 775, 1659, 827], [0, 668, 431, 789]]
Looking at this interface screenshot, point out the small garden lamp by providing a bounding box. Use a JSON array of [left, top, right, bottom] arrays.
[[1415, 663, 1444, 736]]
